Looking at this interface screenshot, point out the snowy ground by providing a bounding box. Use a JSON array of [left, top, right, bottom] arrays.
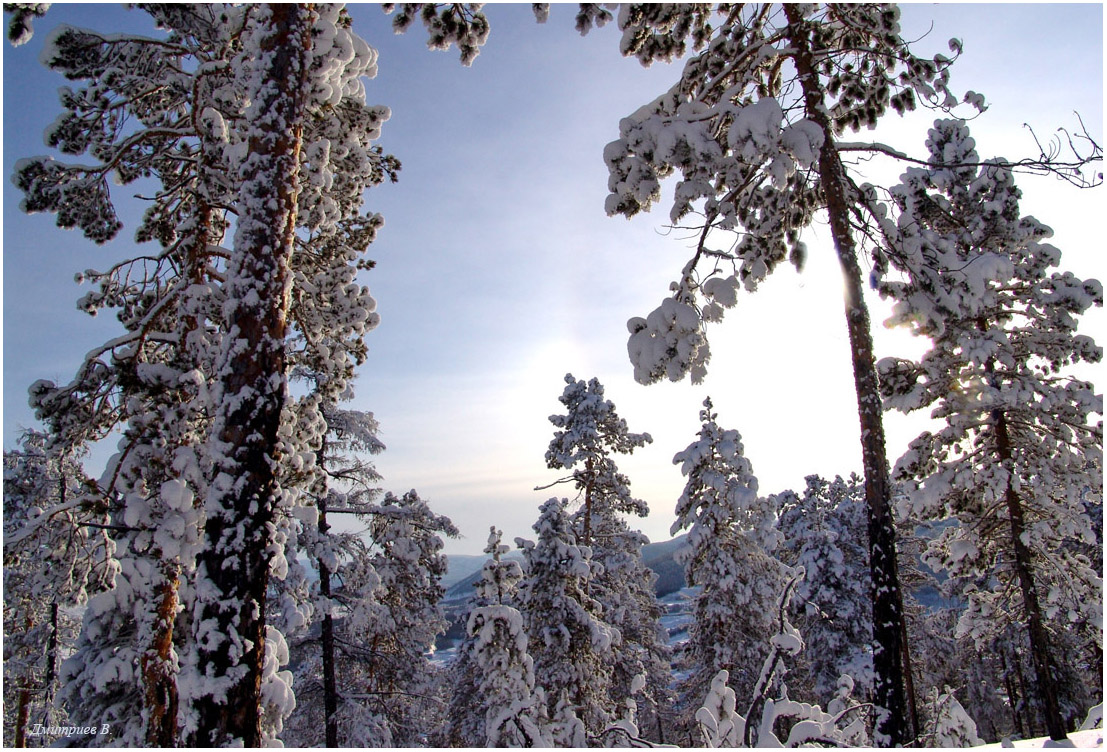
[[974, 728, 1103, 749]]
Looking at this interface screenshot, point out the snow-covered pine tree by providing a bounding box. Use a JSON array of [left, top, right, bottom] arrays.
[[776, 473, 873, 706], [877, 119, 1103, 740], [925, 687, 985, 748], [8, 5, 369, 744], [542, 374, 670, 733], [13, 6, 242, 741], [283, 521, 391, 748], [544, 373, 653, 547], [275, 397, 387, 747], [316, 403, 385, 746], [593, 8, 980, 741], [461, 528, 552, 747], [441, 526, 529, 746], [352, 489, 458, 744], [441, 528, 505, 747], [929, 620, 1029, 743], [185, 7, 320, 743], [288, 488, 456, 748], [594, 520, 674, 741], [897, 556, 1072, 744], [441, 617, 486, 747], [671, 398, 788, 725], [3, 432, 111, 747], [7, 4, 410, 742], [516, 498, 616, 742]]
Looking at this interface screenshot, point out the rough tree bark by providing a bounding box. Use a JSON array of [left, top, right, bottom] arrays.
[[784, 6, 909, 745], [143, 568, 181, 746], [190, 4, 312, 746], [15, 674, 30, 748]]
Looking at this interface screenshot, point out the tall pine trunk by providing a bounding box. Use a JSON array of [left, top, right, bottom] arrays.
[[899, 593, 921, 742], [191, 4, 311, 745], [784, 7, 908, 745]]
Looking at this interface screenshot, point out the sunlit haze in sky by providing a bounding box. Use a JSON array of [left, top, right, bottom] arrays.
[[3, 4, 1102, 555]]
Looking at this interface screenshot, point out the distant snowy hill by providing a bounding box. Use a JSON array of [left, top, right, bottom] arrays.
[[439, 554, 492, 590], [443, 534, 689, 605], [298, 534, 688, 598], [436, 535, 692, 652], [639, 534, 690, 598]]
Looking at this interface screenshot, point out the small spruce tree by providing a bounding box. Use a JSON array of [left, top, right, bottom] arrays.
[[468, 528, 551, 747], [671, 398, 788, 721], [776, 473, 873, 705], [542, 374, 670, 731], [516, 498, 615, 741]]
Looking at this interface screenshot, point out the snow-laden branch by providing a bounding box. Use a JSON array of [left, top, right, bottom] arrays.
[[838, 120, 1103, 188]]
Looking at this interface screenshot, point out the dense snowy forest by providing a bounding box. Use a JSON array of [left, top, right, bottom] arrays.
[[2, 3, 1102, 748]]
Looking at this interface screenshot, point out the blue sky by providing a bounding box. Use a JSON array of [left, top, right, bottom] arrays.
[[4, 4, 1103, 554]]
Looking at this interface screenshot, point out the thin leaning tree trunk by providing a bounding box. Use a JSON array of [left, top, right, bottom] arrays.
[[143, 566, 181, 746], [190, 4, 312, 746], [1000, 647, 1027, 739], [993, 407, 1067, 740], [44, 602, 60, 715], [899, 594, 921, 742], [582, 456, 594, 547], [318, 493, 339, 748], [784, 6, 909, 745], [143, 206, 211, 746], [14, 686, 31, 748]]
